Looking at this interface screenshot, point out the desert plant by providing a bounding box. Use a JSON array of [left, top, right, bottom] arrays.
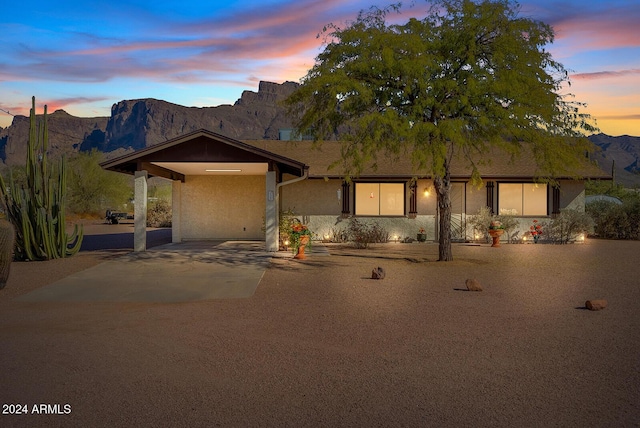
[[278, 208, 296, 247], [495, 214, 519, 243], [0, 97, 82, 260], [467, 206, 493, 243], [146, 199, 172, 228], [587, 199, 640, 240], [544, 209, 593, 244], [347, 218, 389, 248], [67, 149, 132, 216], [328, 226, 349, 243], [0, 219, 15, 289]]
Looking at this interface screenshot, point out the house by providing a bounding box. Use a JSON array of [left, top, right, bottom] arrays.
[[101, 129, 612, 251]]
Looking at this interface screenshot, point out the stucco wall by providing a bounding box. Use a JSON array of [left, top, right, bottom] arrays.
[[281, 178, 343, 215], [560, 180, 585, 212], [181, 175, 265, 240]]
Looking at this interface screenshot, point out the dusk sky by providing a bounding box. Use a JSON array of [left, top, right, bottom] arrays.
[[1, 0, 638, 136]]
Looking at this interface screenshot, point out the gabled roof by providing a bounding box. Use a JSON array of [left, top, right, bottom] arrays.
[[100, 129, 308, 181], [243, 139, 612, 180]]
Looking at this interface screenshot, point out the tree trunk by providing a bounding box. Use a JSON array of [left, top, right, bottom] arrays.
[[434, 171, 453, 261]]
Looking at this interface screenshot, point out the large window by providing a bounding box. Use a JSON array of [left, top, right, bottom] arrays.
[[355, 183, 405, 216], [498, 183, 547, 216]]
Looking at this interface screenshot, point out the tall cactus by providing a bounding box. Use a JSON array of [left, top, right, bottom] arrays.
[[0, 97, 83, 261], [0, 219, 15, 288]]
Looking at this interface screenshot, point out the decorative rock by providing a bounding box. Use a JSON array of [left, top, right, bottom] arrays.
[[371, 267, 385, 280], [585, 299, 608, 311], [465, 278, 483, 292]]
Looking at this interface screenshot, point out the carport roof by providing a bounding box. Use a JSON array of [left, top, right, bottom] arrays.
[[100, 129, 308, 181]]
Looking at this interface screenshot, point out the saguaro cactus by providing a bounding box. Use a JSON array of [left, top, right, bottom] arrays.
[[0, 97, 83, 261], [0, 219, 15, 288]]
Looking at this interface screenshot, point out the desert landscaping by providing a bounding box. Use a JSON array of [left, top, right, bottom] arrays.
[[1, 223, 639, 427]]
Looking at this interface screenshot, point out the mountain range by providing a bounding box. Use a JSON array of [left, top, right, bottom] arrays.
[[0, 80, 638, 187]]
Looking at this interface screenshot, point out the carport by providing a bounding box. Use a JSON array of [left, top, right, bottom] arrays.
[[101, 129, 308, 252]]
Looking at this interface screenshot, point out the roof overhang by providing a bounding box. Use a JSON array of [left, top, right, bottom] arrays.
[[100, 129, 308, 182]]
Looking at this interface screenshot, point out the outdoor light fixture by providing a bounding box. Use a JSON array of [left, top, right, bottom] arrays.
[[205, 169, 242, 172], [424, 187, 430, 196]]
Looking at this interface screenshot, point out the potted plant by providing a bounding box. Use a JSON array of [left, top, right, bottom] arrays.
[[417, 227, 427, 242], [290, 221, 312, 259], [488, 220, 504, 247]]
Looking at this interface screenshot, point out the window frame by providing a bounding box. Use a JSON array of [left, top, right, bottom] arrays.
[[497, 182, 549, 216], [354, 181, 406, 217]]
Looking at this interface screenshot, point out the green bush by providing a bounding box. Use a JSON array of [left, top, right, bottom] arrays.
[[586, 199, 640, 240], [67, 149, 132, 216]]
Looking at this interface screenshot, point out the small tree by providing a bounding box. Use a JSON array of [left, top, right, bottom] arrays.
[[0, 97, 82, 260], [67, 149, 132, 216], [287, 0, 597, 261]]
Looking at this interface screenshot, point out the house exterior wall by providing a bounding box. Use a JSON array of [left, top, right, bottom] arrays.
[[559, 180, 585, 212], [280, 178, 589, 244], [281, 178, 343, 215], [181, 175, 265, 240]]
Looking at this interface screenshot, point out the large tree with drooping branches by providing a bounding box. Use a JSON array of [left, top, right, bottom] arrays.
[[286, 0, 597, 261]]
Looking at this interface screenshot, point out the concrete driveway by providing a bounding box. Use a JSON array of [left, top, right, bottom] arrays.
[[16, 241, 277, 302]]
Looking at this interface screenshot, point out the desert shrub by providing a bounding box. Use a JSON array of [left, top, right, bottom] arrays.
[[543, 209, 593, 244], [587, 199, 640, 240], [467, 206, 492, 242], [347, 218, 389, 248], [328, 226, 349, 243], [147, 200, 172, 227], [495, 214, 519, 242], [369, 222, 391, 243]]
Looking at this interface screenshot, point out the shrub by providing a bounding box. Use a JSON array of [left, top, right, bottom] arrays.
[[467, 206, 492, 242], [147, 200, 172, 227], [328, 226, 349, 243], [347, 218, 389, 248], [544, 209, 593, 244], [587, 199, 640, 240]]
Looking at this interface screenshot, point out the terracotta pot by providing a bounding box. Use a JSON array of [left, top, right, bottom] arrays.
[[488, 229, 504, 247], [294, 235, 310, 259]]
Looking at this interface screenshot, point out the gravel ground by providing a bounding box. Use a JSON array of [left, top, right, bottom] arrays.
[[0, 232, 639, 427]]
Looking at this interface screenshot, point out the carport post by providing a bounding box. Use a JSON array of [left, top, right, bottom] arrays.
[[134, 170, 148, 252], [266, 171, 278, 252], [172, 180, 182, 243]]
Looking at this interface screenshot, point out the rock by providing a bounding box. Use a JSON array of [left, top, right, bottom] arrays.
[[465, 278, 483, 292], [0, 80, 299, 165], [585, 299, 608, 311], [371, 267, 385, 279]]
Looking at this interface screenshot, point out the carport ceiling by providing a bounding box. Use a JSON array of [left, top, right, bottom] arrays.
[[151, 162, 268, 176]]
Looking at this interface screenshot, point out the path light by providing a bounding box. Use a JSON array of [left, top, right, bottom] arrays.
[[393, 234, 399, 242]]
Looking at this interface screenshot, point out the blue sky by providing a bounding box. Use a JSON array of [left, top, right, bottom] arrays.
[[1, 0, 638, 136]]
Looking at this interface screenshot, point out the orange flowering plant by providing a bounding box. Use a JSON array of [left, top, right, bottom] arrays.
[[289, 221, 312, 254]]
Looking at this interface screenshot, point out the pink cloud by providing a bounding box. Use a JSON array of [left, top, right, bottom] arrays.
[[545, 4, 640, 50], [573, 69, 640, 80]]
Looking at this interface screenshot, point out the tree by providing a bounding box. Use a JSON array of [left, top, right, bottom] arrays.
[[67, 149, 132, 215], [286, 0, 597, 260]]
